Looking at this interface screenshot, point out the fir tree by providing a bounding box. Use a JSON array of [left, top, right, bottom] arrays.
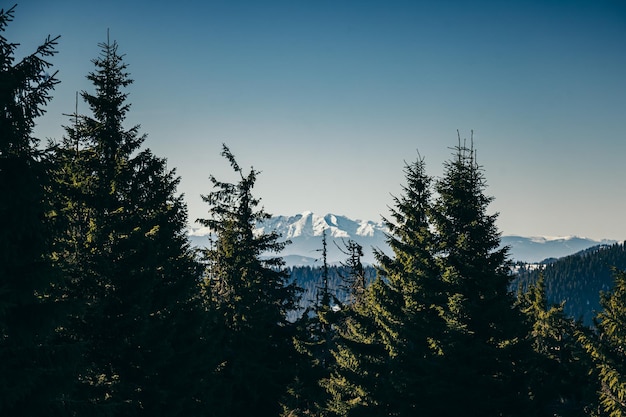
[[0, 6, 69, 415], [337, 239, 367, 306], [198, 144, 299, 417], [432, 134, 531, 415], [52, 36, 209, 416], [283, 230, 330, 417], [579, 268, 626, 417], [325, 154, 445, 416], [518, 273, 597, 415]]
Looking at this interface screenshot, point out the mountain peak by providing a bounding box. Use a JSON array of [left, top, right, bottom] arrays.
[[187, 212, 616, 266]]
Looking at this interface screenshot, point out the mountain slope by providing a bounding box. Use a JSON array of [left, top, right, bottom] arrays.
[[189, 212, 615, 266], [190, 211, 388, 266], [501, 235, 616, 263], [515, 242, 626, 325]]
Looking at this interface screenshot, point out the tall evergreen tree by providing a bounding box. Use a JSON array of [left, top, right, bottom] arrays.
[[432, 135, 531, 415], [0, 6, 69, 415], [198, 144, 299, 417], [325, 154, 445, 416], [52, 36, 209, 416], [518, 273, 597, 415], [313, 229, 337, 371], [579, 268, 626, 417], [284, 230, 336, 417]]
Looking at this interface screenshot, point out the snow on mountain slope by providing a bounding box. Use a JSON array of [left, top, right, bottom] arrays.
[[257, 211, 380, 239], [188, 211, 388, 265], [188, 212, 616, 266], [258, 212, 388, 265]]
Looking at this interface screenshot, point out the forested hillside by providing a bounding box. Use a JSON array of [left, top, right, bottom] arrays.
[[515, 242, 626, 326], [2, 7, 626, 416]]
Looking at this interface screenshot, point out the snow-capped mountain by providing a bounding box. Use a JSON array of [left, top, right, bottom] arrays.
[[188, 211, 616, 266], [188, 211, 388, 266], [257, 211, 388, 265]]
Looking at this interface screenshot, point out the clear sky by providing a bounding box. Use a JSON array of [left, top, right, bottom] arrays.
[[9, 0, 626, 240]]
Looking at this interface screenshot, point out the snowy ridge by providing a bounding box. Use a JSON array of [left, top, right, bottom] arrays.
[[188, 211, 388, 266], [188, 212, 616, 266], [257, 211, 382, 239], [258, 212, 388, 265]]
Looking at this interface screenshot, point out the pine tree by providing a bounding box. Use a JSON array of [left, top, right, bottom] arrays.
[[313, 229, 336, 370], [518, 273, 598, 415], [432, 134, 531, 415], [325, 154, 446, 416], [0, 6, 69, 415], [198, 144, 299, 417], [51, 36, 209, 416], [579, 268, 626, 417], [283, 230, 335, 417], [337, 239, 367, 306]]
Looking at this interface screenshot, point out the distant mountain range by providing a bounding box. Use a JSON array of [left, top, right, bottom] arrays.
[[500, 235, 617, 263], [188, 211, 617, 267]]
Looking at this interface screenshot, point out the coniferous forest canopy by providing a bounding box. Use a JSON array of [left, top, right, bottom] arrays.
[[2, 6, 626, 417]]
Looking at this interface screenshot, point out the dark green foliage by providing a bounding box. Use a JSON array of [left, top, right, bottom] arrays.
[[0, 6, 69, 415], [337, 239, 368, 306], [517, 243, 626, 325], [51, 37, 208, 416], [579, 269, 626, 417], [288, 264, 376, 316], [518, 273, 598, 415], [432, 138, 532, 415], [286, 230, 337, 417], [326, 137, 537, 416], [198, 144, 300, 417], [325, 154, 447, 416]]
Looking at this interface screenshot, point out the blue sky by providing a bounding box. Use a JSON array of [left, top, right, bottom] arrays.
[[10, 0, 626, 239]]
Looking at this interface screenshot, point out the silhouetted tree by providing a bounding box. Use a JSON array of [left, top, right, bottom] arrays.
[[52, 36, 209, 416], [518, 273, 597, 415], [432, 135, 531, 415], [325, 154, 446, 416], [579, 268, 626, 417], [0, 6, 69, 415], [198, 144, 299, 417]]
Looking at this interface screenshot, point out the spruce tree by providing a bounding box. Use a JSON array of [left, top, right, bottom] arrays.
[[0, 6, 69, 415], [198, 144, 299, 417], [579, 268, 626, 417], [52, 36, 209, 416], [432, 135, 531, 415], [518, 273, 597, 415], [337, 239, 367, 306], [284, 230, 335, 417], [325, 154, 445, 416], [313, 229, 336, 371]]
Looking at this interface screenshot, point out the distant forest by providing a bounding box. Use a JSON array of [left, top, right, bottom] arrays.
[[514, 242, 626, 326], [2, 7, 626, 417]]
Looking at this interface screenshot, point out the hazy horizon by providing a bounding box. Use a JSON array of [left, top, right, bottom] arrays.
[[13, 1, 626, 240]]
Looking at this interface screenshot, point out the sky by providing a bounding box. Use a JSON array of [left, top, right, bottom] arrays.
[[8, 0, 626, 240]]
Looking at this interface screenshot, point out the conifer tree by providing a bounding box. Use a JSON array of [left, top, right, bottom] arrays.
[[52, 36, 208, 416], [314, 229, 336, 369], [0, 6, 69, 415], [432, 135, 531, 415], [284, 230, 337, 417], [337, 239, 367, 305], [579, 268, 626, 417], [325, 154, 445, 416], [198, 144, 299, 417], [518, 273, 597, 415]]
